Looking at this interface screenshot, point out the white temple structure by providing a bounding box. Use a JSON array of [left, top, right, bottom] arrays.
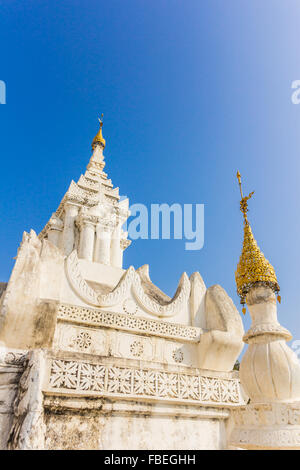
[[0, 120, 300, 450]]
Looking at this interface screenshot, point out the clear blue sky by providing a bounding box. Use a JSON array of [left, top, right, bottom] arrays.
[[1, 1, 300, 342]]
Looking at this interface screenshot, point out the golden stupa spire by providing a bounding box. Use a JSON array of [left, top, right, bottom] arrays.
[[92, 114, 106, 149], [235, 171, 280, 313]]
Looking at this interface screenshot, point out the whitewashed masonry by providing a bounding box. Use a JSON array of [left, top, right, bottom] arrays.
[[0, 122, 245, 450]]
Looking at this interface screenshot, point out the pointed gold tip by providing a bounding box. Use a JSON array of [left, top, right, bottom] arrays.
[[92, 115, 106, 149], [98, 113, 104, 126], [236, 170, 243, 200]]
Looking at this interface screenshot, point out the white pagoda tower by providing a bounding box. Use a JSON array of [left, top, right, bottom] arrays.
[[0, 120, 247, 450], [40, 115, 131, 267]]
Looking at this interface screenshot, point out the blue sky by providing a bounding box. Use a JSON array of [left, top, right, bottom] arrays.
[[1, 1, 300, 343]]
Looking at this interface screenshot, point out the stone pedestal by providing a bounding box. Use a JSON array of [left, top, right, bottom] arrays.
[[240, 286, 300, 403], [230, 402, 300, 450], [230, 286, 300, 449]]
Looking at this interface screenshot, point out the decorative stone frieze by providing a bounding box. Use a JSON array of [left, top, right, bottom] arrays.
[[45, 358, 242, 406], [57, 303, 201, 342], [66, 181, 99, 206]]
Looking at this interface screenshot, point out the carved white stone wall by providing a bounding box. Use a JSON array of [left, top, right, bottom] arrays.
[[44, 399, 230, 450]]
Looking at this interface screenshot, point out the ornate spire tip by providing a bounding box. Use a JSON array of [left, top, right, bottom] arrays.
[[92, 114, 106, 149], [235, 172, 280, 306]]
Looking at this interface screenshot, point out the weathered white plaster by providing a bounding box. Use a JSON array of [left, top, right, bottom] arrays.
[[43, 397, 230, 450]]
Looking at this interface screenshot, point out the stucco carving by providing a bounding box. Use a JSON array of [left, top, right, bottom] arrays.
[[77, 175, 100, 192], [8, 350, 46, 450], [122, 298, 138, 315], [65, 251, 99, 305], [65, 250, 191, 318], [197, 285, 244, 372], [57, 303, 201, 342], [129, 340, 144, 357], [66, 181, 98, 206], [133, 270, 190, 318], [172, 348, 184, 363], [54, 323, 107, 355], [47, 358, 242, 406], [4, 351, 27, 366]]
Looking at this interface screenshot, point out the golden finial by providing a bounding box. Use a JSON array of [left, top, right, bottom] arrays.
[[236, 171, 242, 196], [92, 114, 106, 149], [235, 172, 280, 312], [236, 171, 254, 223]]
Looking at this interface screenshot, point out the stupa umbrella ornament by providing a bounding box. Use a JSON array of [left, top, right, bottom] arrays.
[[235, 171, 280, 314], [92, 113, 106, 149]]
